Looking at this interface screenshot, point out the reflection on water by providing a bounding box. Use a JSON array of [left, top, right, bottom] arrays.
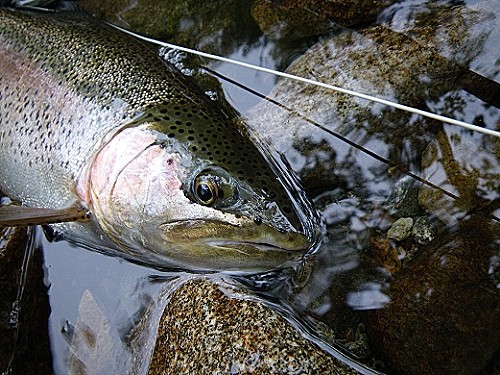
[[2, 0, 499, 374], [43, 237, 166, 374]]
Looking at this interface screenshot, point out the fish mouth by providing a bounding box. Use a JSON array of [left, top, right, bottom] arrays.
[[158, 219, 310, 253], [206, 240, 303, 253]]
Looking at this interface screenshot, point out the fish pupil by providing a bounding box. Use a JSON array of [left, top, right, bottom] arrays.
[[196, 183, 214, 204]]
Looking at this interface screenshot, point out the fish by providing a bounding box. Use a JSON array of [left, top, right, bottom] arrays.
[[0, 7, 318, 271]]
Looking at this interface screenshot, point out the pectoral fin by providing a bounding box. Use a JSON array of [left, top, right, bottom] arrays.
[[0, 204, 90, 226]]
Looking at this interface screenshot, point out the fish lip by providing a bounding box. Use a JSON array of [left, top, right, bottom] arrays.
[[159, 219, 309, 252], [206, 240, 302, 253]]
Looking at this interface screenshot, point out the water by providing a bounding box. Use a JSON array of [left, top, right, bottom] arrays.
[[3, 0, 500, 373]]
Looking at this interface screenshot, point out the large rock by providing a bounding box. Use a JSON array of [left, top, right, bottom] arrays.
[[67, 277, 366, 374], [246, 3, 499, 198], [79, 0, 262, 55], [362, 216, 500, 375], [251, 0, 395, 40], [146, 277, 362, 374]]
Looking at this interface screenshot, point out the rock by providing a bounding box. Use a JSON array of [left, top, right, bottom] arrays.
[[362, 216, 500, 375], [368, 236, 402, 274], [418, 130, 500, 224], [387, 217, 413, 241], [411, 216, 434, 245], [146, 277, 361, 374], [379, 0, 500, 84], [79, 0, 262, 55], [246, 15, 499, 199], [385, 176, 421, 218], [251, 0, 396, 40], [69, 290, 128, 375]]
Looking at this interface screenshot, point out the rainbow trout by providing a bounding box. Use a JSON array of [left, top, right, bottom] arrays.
[[0, 8, 317, 271]]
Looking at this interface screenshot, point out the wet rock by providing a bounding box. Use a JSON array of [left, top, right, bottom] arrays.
[[250, 0, 331, 40], [411, 216, 434, 245], [79, 0, 262, 55], [251, 0, 395, 40], [385, 176, 420, 218], [343, 323, 371, 360], [387, 217, 413, 241], [69, 290, 128, 374], [368, 236, 401, 274], [0, 226, 52, 374], [246, 11, 499, 199], [379, 1, 500, 84], [147, 277, 361, 374], [362, 216, 500, 375], [418, 130, 500, 224]]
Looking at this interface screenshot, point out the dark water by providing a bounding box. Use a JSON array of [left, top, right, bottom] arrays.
[[3, 0, 499, 374]]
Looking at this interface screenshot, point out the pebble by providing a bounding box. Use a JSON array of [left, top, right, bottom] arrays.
[[385, 176, 420, 218], [387, 217, 413, 241], [411, 216, 434, 245]]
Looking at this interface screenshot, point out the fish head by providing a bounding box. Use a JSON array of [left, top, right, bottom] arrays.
[[87, 105, 318, 272]]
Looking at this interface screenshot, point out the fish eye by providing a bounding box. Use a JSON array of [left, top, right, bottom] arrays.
[[194, 175, 218, 206], [191, 168, 240, 208]]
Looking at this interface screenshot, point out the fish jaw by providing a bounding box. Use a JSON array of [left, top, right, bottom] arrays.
[[84, 125, 311, 271], [154, 219, 310, 271]]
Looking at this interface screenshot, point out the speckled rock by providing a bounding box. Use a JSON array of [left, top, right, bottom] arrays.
[[79, 0, 262, 55], [379, 0, 500, 83], [251, 0, 395, 39], [362, 216, 500, 375], [385, 176, 420, 218], [147, 277, 361, 375], [387, 217, 413, 241], [411, 216, 434, 245]]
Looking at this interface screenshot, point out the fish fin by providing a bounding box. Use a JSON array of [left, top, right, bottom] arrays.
[[0, 204, 90, 226]]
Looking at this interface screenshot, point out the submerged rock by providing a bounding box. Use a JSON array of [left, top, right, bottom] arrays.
[[79, 0, 262, 55], [146, 277, 362, 374], [418, 130, 500, 224], [251, 0, 396, 40], [246, 2, 499, 201], [66, 277, 369, 374], [362, 216, 500, 375], [379, 0, 500, 83], [386, 217, 413, 241], [411, 216, 434, 246], [384, 176, 420, 218]]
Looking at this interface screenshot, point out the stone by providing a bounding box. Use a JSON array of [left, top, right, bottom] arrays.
[[362, 216, 500, 375], [411, 216, 434, 245], [251, 0, 396, 40], [387, 217, 413, 241], [418, 130, 500, 224], [146, 277, 361, 374], [385, 176, 421, 218]]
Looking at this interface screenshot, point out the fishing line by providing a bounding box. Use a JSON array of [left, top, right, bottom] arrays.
[[108, 23, 500, 221], [108, 23, 500, 138], [207, 67, 500, 223], [205, 67, 459, 200]]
